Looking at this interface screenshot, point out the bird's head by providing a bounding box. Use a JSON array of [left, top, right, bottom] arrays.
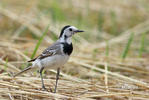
[[59, 25, 84, 39]]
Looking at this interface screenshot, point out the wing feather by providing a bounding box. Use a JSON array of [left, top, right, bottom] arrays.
[[28, 41, 62, 62]]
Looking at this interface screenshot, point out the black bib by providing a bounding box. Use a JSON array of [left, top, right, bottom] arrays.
[[61, 43, 73, 55]]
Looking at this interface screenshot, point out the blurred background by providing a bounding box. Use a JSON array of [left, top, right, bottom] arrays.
[[0, 0, 149, 99], [0, 0, 149, 42]]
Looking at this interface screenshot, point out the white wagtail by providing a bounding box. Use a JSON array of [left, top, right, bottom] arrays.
[[14, 25, 84, 93]]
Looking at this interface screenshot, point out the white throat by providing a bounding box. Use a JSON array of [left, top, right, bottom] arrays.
[[59, 36, 72, 44]]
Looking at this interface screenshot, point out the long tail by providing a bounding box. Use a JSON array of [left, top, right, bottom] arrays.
[[13, 66, 31, 77]]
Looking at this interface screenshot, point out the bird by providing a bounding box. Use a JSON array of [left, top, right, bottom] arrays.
[[13, 25, 84, 93]]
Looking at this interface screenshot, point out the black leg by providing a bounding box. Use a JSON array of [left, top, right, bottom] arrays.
[[54, 68, 60, 93], [39, 67, 46, 90]]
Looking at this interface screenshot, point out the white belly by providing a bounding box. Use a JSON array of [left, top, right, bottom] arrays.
[[32, 55, 69, 69]]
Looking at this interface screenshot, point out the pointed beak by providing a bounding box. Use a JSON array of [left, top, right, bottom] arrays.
[[74, 30, 84, 33]]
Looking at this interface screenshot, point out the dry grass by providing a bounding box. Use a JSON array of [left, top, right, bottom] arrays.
[[0, 0, 149, 100]]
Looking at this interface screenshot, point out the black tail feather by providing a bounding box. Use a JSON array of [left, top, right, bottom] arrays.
[[13, 66, 31, 77]]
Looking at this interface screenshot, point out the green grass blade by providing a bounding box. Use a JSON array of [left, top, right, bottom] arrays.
[[4, 58, 8, 71], [106, 40, 109, 57], [110, 11, 117, 35], [31, 24, 50, 59], [121, 32, 134, 59], [139, 32, 146, 57], [98, 10, 104, 31]]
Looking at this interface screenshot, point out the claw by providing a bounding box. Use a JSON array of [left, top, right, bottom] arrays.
[[49, 88, 53, 92], [41, 86, 54, 93], [42, 86, 46, 90]]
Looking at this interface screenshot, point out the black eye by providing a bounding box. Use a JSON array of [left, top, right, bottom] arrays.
[[69, 28, 72, 31]]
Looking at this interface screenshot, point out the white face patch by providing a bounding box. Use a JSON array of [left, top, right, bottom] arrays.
[[63, 26, 78, 38], [59, 26, 78, 44]]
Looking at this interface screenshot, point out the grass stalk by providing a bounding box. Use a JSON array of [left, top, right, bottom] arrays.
[[104, 62, 109, 93], [31, 24, 50, 59], [110, 11, 117, 35], [4, 57, 8, 71], [121, 33, 134, 59], [139, 32, 146, 57], [106, 40, 109, 57], [98, 10, 104, 31]]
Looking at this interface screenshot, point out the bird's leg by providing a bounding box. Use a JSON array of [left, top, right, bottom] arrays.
[[39, 67, 46, 90], [54, 67, 60, 93]]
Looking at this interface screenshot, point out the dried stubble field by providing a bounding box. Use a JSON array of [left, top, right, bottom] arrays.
[[0, 0, 149, 100]]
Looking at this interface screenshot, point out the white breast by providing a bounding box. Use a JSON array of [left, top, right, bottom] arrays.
[[32, 55, 69, 69]]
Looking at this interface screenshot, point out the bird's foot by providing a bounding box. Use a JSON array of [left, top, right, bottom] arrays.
[[42, 86, 54, 93], [49, 88, 53, 93], [49, 88, 56, 93], [42, 86, 48, 91]]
